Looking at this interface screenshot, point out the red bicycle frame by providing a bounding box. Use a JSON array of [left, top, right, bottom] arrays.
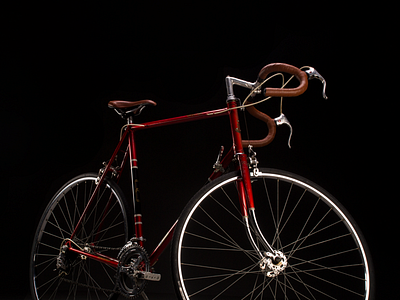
[[64, 62, 312, 270], [66, 98, 259, 268], [66, 60, 320, 268]]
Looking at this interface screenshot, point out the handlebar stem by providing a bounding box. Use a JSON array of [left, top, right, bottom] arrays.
[[225, 76, 259, 100]]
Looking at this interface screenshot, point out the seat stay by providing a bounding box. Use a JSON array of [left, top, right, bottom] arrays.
[[70, 129, 130, 241]]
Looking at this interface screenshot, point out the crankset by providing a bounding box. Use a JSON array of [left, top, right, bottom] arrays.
[[116, 239, 161, 299]]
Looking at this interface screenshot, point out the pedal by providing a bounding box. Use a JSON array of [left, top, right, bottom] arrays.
[[139, 271, 161, 281]]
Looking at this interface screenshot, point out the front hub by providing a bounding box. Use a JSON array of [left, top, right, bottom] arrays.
[[260, 250, 287, 277]]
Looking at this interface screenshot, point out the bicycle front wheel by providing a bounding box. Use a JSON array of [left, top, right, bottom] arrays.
[[30, 173, 132, 300], [172, 168, 372, 300]]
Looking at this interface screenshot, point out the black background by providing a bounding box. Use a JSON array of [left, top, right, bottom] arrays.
[[2, 2, 393, 299]]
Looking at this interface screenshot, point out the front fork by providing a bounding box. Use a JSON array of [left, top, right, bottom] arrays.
[[237, 146, 288, 277], [237, 179, 274, 256], [227, 99, 286, 275]]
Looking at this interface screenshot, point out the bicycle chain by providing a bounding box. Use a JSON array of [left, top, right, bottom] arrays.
[[60, 243, 152, 298], [59, 244, 125, 297]]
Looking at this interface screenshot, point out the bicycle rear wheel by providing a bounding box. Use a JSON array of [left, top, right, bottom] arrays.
[[30, 173, 132, 300], [171, 168, 372, 299]]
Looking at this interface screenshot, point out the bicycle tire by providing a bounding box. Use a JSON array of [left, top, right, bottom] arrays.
[[171, 168, 373, 300], [30, 173, 132, 300]]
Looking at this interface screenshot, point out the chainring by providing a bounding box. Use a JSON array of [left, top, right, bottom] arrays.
[[116, 240, 150, 299]]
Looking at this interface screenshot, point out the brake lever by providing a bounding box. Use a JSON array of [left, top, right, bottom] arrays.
[[305, 67, 328, 99], [274, 114, 292, 149]]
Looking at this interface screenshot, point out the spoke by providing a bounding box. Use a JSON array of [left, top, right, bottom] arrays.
[[99, 261, 117, 285], [80, 262, 108, 298], [184, 262, 259, 298], [290, 265, 365, 298], [35, 256, 58, 278], [215, 186, 243, 220], [71, 184, 82, 224], [62, 193, 75, 234], [281, 219, 343, 252], [183, 267, 262, 281], [273, 188, 307, 249], [263, 178, 277, 229], [280, 271, 316, 300], [289, 232, 352, 256], [288, 198, 321, 258], [42, 229, 68, 242], [91, 199, 118, 236], [284, 271, 336, 300], [47, 275, 64, 300], [91, 210, 123, 245], [241, 274, 276, 300], [56, 198, 74, 236], [290, 247, 359, 267], [38, 241, 61, 252], [276, 180, 280, 248], [46, 220, 72, 239], [274, 182, 293, 250], [184, 230, 256, 258], [36, 272, 62, 296], [288, 250, 366, 281], [209, 193, 244, 226], [67, 267, 80, 299], [195, 206, 255, 259], [49, 211, 67, 241], [93, 231, 126, 245], [183, 261, 258, 277], [286, 262, 365, 279], [182, 245, 251, 252], [78, 187, 108, 243], [212, 265, 259, 300]]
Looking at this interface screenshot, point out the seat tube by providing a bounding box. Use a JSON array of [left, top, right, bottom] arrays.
[[127, 118, 144, 246]]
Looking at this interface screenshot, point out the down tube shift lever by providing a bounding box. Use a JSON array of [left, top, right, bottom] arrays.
[[274, 114, 293, 148]]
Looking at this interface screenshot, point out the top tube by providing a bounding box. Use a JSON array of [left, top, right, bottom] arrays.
[[129, 108, 230, 131]]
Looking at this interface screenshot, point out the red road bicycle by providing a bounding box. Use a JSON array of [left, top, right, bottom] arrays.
[[30, 63, 372, 299]]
